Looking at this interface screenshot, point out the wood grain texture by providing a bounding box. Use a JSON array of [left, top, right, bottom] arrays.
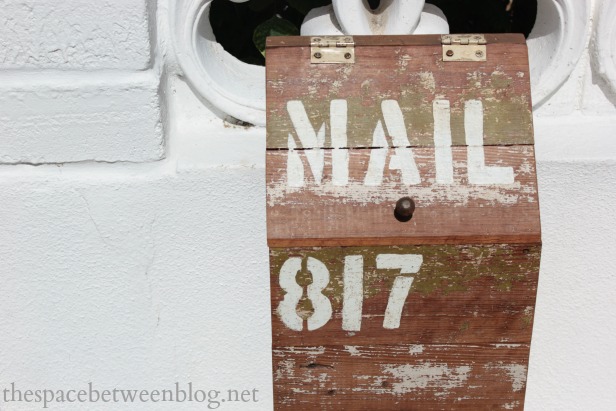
[[266, 34, 527, 48], [267, 146, 540, 247], [273, 343, 530, 410], [270, 244, 539, 346], [266, 35, 532, 148]]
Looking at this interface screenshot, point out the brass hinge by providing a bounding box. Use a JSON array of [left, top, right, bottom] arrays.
[[310, 36, 355, 64], [441, 34, 487, 62]]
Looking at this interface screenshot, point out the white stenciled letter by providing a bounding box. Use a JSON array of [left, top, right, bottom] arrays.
[[364, 120, 388, 186], [383, 100, 421, 185], [364, 101, 421, 186], [433, 100, 454, 184], [286, 100, 348, 187], [330, 100, 349, 186], [287, 101, 325, 185], [306, 257, 333, 330], [465, 100, 514, 184], [342, 255, 364, 331], [377, 254, 423, 329], [277, 257, 304, 331], [276, 257, 333, 331]]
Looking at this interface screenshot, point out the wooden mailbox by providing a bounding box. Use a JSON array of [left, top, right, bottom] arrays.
[[266, 34, 541, 410]]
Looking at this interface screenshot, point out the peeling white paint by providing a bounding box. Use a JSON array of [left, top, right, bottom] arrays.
[[275, 359, 297, 381], [503, 400, 520, 409], [419, 71, 436, 93], [273, 346, 326, 357], [381, 363, 472, 394], [502, 364, 528, 392], [486, 362, 528, 393], [344, 346, 362, 357], [397, 55, 411, 73], [408, 345, 425, 355]]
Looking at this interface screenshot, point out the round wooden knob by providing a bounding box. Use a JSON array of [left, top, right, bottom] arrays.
[[394, 197, 415, 222]]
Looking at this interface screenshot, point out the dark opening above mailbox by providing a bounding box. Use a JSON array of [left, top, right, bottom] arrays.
[[265, 34, 541, 410]]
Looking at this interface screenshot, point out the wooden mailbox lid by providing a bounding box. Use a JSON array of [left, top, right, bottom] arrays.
[[266, 34, 541, 410]]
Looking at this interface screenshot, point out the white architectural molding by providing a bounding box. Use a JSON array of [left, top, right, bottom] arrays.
[[170, 0, 266, 126], [302, 1, 448, 36], [0, 0, 162, 165], [527, 0, 591, 107], [170, 0, 593, 123], [300, 6, 345, 36], [591, 0, 616, 95], [171, 0, 448, 125], [333, 0, 425, 35]]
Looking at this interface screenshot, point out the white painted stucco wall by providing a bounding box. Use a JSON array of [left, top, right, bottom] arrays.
[[0, 0, 615, 410]]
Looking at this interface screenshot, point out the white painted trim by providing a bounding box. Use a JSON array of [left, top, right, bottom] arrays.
[[170, 0, 266, 125], [528, 0, 591, 107], [591, 0, 616, 95]]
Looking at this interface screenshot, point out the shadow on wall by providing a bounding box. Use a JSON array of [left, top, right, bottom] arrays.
[[210, 0, 537, 66]]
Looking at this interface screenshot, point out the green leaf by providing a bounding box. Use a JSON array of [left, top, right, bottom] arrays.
[[286, 0, 332, 16], [253, 16, 300, 57]]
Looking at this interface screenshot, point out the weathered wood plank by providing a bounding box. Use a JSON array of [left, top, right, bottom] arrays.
[[266, 35, 532, 148], [270, 244, 539, 346], [267, 146, 540, 247], [266, 33, 527, 48], [273, 343, 530, 410]]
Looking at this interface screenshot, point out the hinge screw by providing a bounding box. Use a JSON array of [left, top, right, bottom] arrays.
[[314, 52, 322, 59], [475, 50, 484, 58], [446, 50, 454, 57], [344, 52, 352, 59]]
